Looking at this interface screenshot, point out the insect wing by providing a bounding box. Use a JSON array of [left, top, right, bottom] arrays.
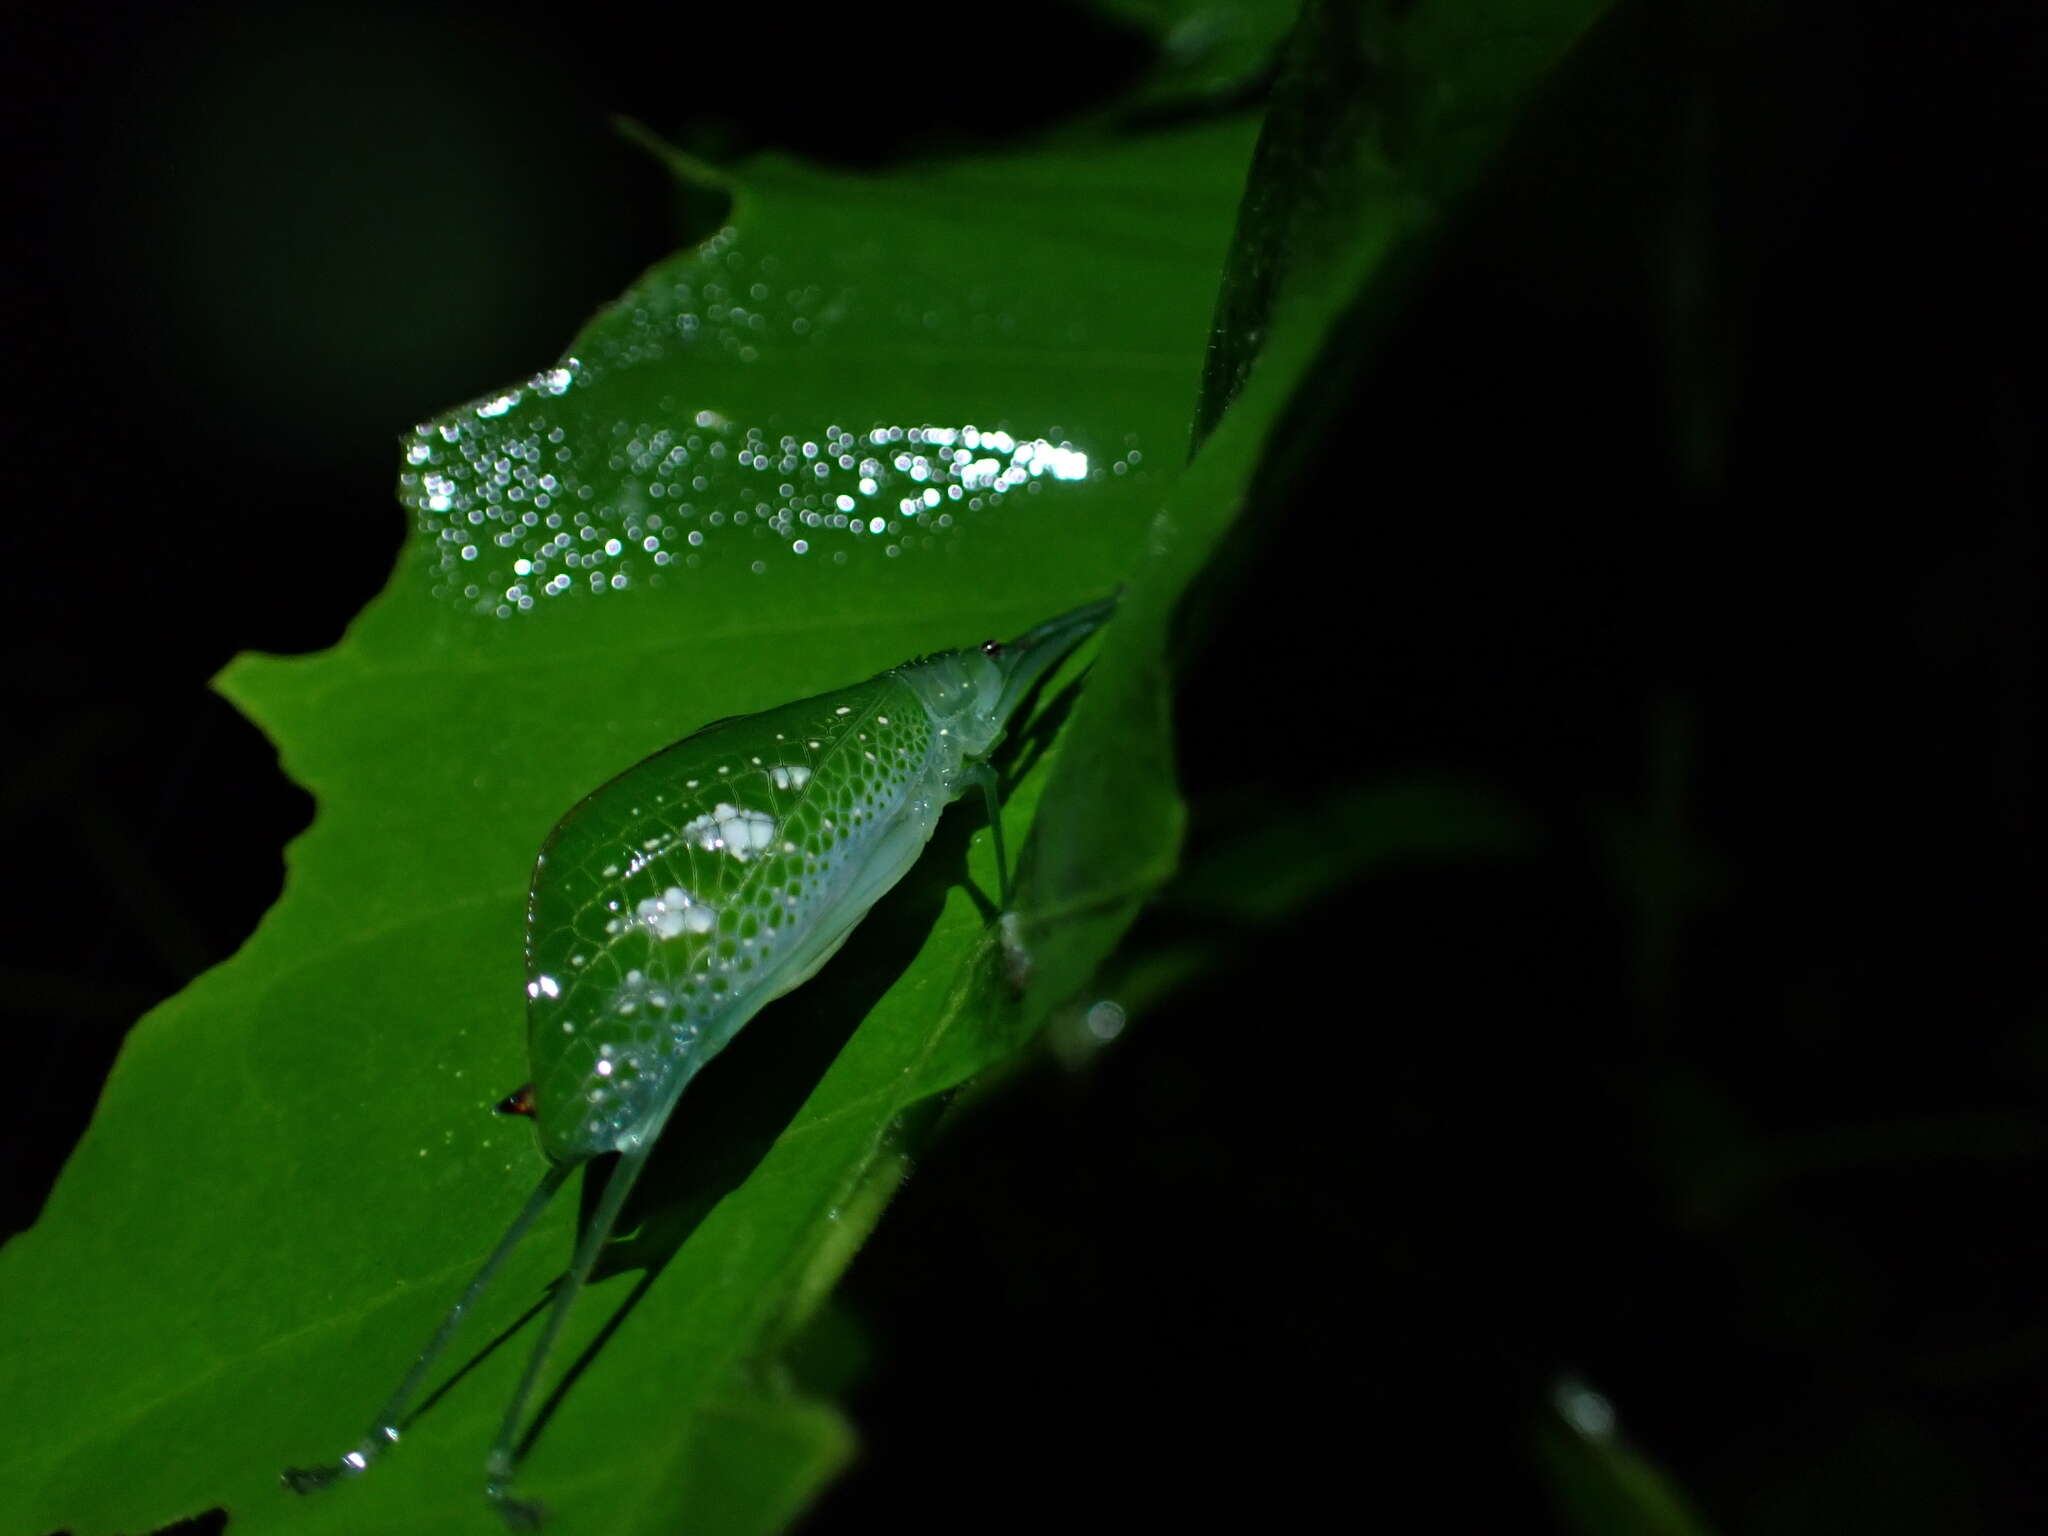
[[521, 678, 902, 1158]]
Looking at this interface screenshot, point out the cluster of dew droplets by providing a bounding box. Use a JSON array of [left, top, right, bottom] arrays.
[[397, 228, 1146, 618]]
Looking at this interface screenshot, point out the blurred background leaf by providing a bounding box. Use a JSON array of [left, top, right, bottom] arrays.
[[1538, 1376, 1721, 1536]]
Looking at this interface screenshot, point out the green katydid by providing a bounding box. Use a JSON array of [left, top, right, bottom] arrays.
[[284, 594, 1114, 1525]]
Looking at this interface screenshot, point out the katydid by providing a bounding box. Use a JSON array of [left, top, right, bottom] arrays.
[[283, 595, 1113, 1524]]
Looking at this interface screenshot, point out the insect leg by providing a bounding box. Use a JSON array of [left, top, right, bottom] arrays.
[[960, 760, 1012, 910], [484, 1142, 656, 1528], [283, 1160, 574, 1493], [960, 760, 1038, 988]]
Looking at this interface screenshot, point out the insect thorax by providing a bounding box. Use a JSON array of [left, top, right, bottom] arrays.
[[892, 647, 1009, 759]]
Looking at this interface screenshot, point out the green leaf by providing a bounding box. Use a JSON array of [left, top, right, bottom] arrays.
[[0, 120, 1255, 1536], [0, 0, 1618, 1529], [1017, 0, 1614, 1039]]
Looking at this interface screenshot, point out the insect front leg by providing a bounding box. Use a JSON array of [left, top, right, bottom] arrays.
[[959, 760, 1013, 911], [959, 760, 1036, 989]]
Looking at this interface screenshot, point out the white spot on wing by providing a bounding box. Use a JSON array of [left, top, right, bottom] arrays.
[[683, 802, 778, 859], [627, 885, 718, 939]]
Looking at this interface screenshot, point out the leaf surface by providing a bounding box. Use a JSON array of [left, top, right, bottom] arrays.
[[0, 121, 1254, 1536], [0, 1, 1616, 1530]]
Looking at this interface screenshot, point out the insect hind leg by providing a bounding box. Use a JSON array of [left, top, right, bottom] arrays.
[[282, 1160, 573, 1493], [485, 1142, 656, 1527]]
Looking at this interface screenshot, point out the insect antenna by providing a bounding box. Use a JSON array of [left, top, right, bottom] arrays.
[[282, 1160, 574, 1493]]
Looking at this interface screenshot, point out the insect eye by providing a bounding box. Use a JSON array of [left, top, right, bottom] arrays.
[[981, 640, 1003, 657]]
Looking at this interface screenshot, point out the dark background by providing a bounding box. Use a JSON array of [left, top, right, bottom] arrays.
[[3, 2, 2041, 1533]]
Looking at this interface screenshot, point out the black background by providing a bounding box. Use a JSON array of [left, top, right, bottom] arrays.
[[3, 2, 2041, 1532]]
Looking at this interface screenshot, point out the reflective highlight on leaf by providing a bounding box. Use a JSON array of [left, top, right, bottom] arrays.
[[398, 208, 1170, 618], [409, 397, 1137, 614]]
